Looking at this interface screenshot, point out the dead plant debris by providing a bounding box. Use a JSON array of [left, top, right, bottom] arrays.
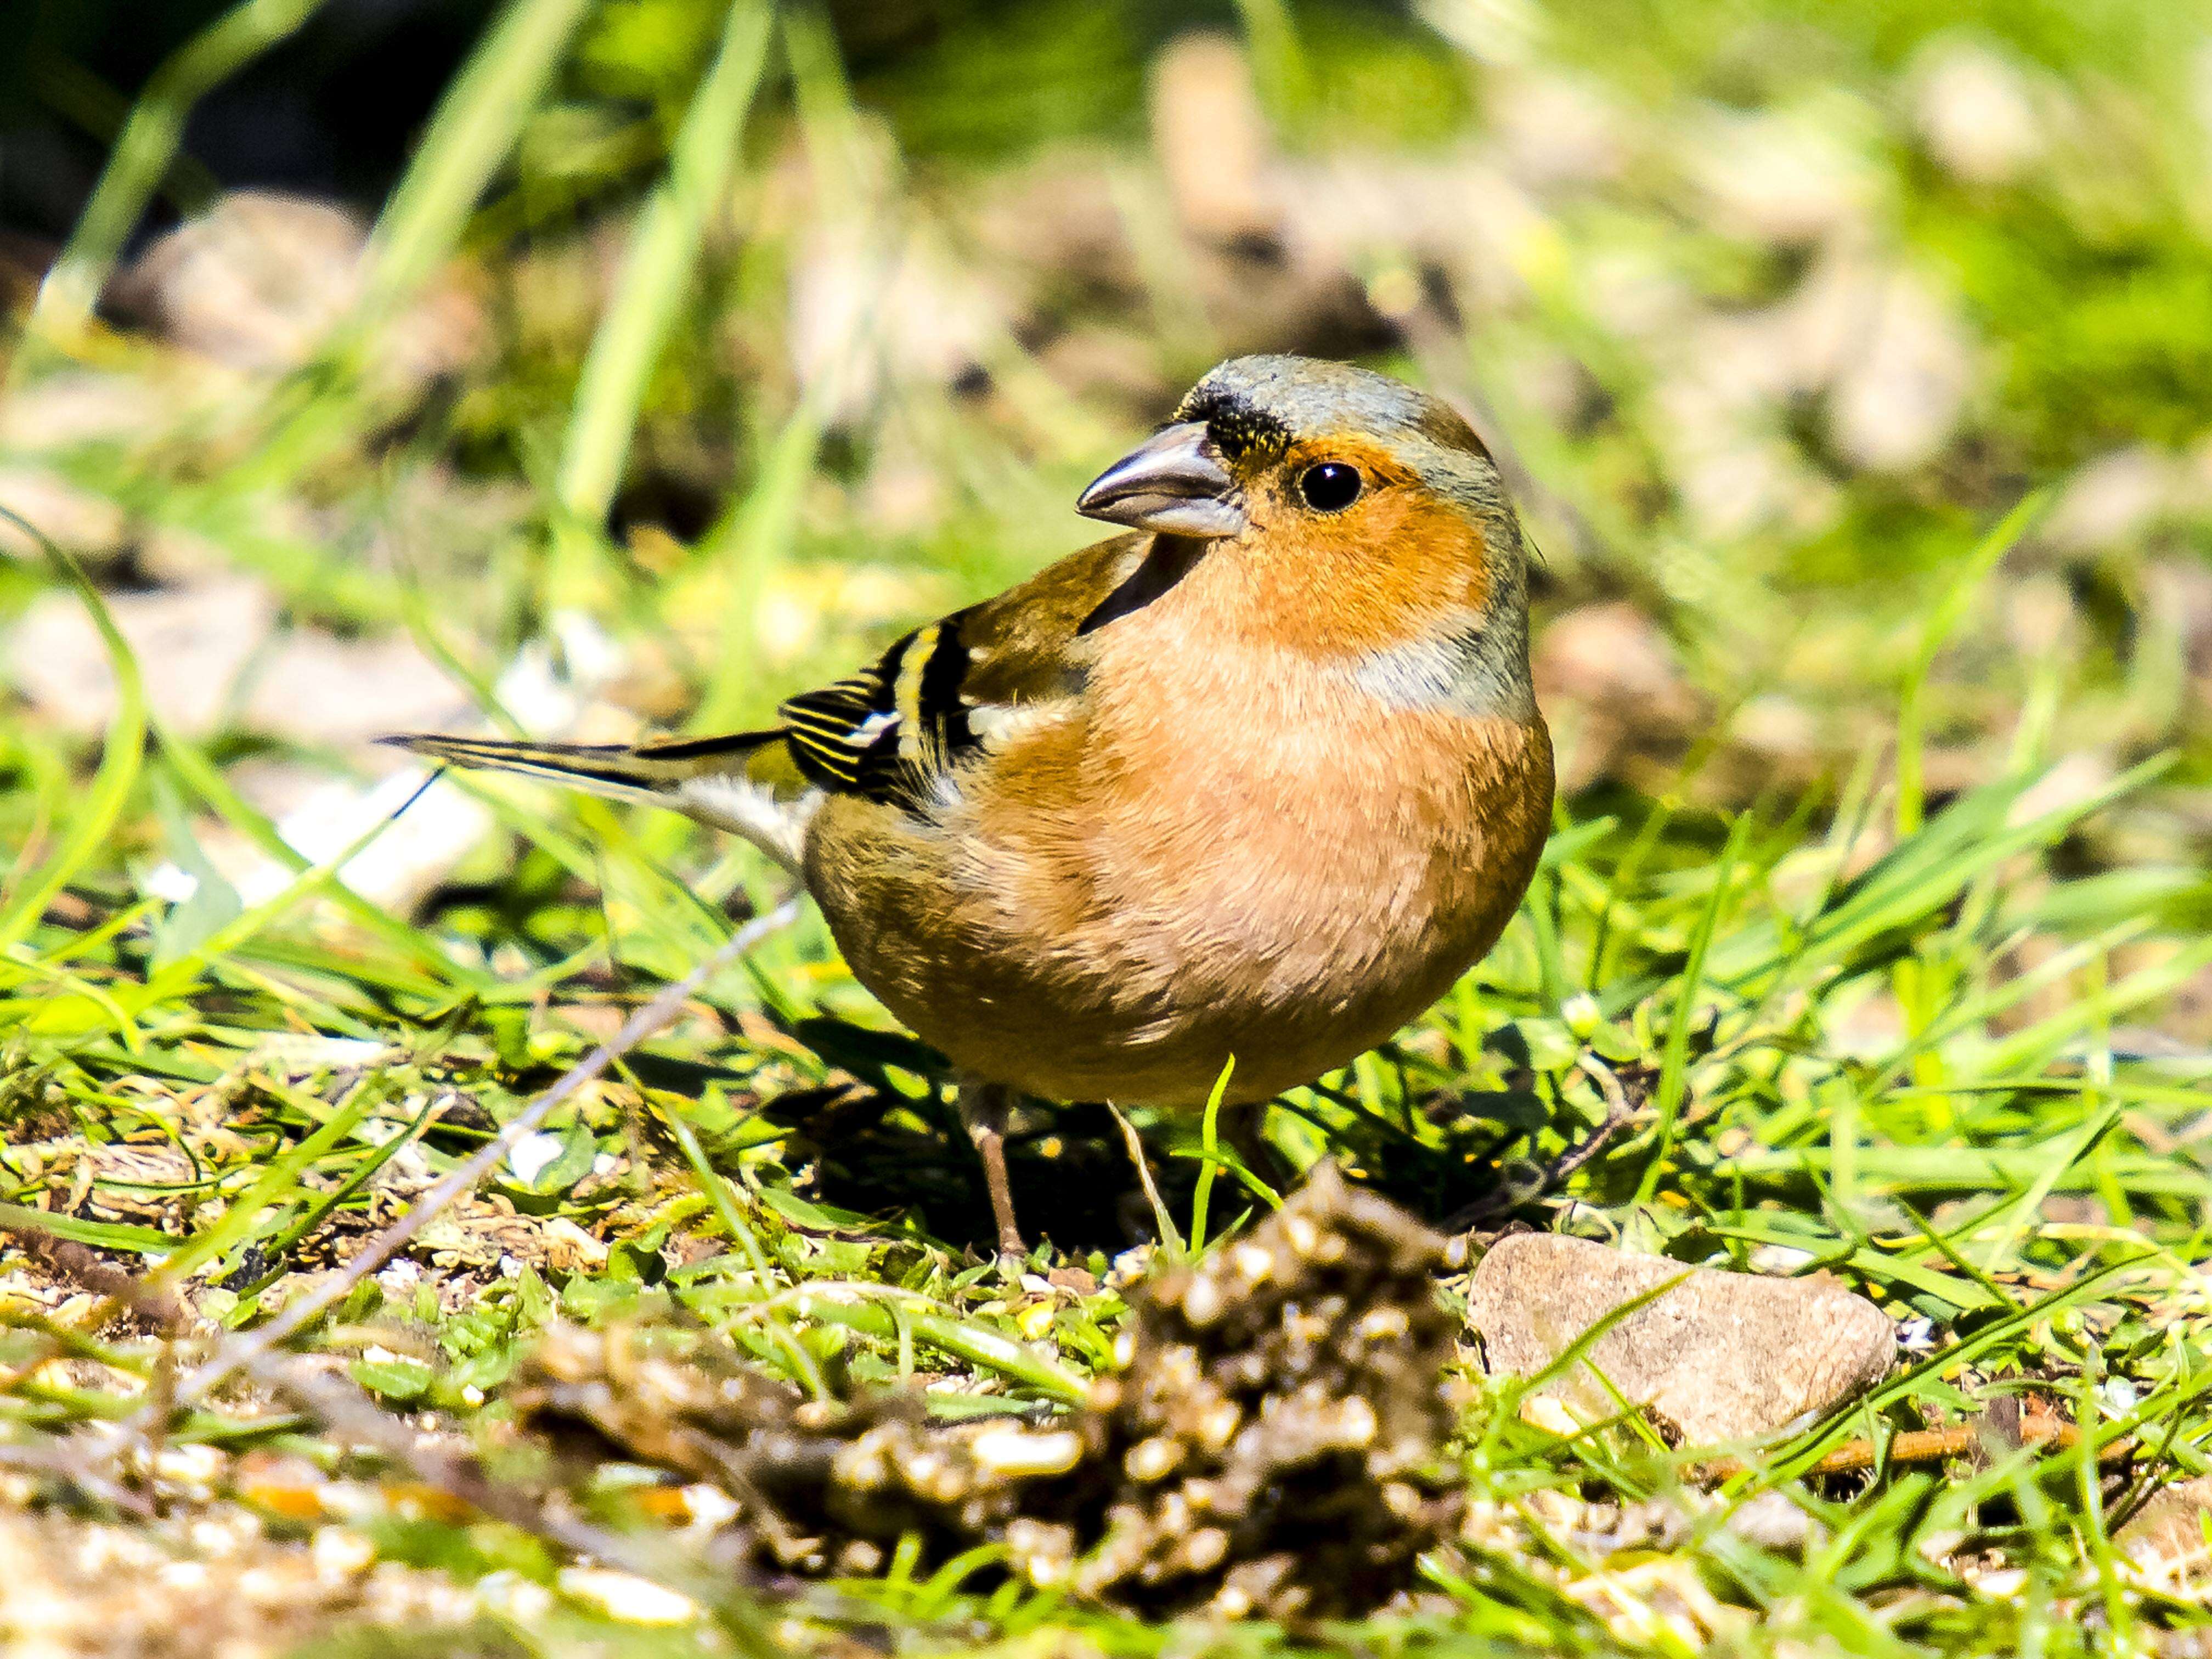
[[510, 1166, 1462, 1621]]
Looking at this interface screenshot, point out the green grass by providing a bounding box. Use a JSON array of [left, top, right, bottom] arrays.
[[3, 0, 2211, 1652], [3, 687, 2208, 1656]]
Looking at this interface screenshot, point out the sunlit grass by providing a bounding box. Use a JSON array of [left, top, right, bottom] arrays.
[[3, 0, 2211, 1652]]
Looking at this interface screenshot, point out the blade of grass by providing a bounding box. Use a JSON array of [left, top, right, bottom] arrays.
[[259, 1088, 449, 1259], [1973, 1098, 2124, 1275], [1629, 753, 2171, 1023], [551, 0, 774, 589], [19, 0, 328, 354], [0, 517, 146, 958], [692, 379, 839, 731], [156, 737, 488, 989], [0, 1205, 176, 1256], [241, 0, 594, 482], [146, 1074, 388, 1288], [124, 774, 445, 1015], [358, 0, 594, 324], [783, 1287, 1088, 1407], [1874, 921, 2151, 1083], [1977, 939, 2212, 1079], [1104, 1103, 1184, 1257], [4, 957, 144, 1052], [1717, 1142, 2197, 1198], [24, 50, 222, 218], [1896, 490, 2050, 837], [1634, 809, 1752, 1203], [162, 892, 802, 1414], [1187, 1055, 1237, 1255], [1731, 1257, 2141, 1494], [657, 1094, 830, 1401], [1, 534, 480, 999], [1229, 0, 1314, 134]]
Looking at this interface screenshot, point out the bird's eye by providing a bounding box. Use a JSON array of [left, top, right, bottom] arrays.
[[1298, 461, 1363, 512]]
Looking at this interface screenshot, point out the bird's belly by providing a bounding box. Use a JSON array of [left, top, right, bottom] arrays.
[[802, 710, 1551, 1108], [814, 842, 1498, 1106]]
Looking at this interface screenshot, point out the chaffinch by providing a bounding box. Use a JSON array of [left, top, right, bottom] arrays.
[[388, 355, 1554, 1254]]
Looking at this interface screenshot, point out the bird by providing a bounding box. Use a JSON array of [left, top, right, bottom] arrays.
[[385, 354, 1554, 1258]]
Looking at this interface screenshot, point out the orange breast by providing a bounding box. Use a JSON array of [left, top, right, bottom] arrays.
[[803, 605, 1553, 1108]]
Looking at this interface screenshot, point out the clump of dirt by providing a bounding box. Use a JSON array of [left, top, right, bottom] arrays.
[[509, 1164, 1462, 1621]]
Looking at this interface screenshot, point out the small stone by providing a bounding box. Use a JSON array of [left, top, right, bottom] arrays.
[[2119, 1476, 2212, 1583], [504, 1131, 566, 1188], [2044, 445, 2182, 553], [1688, 105, 1876, 247], [1825, 265, 1972, 473], [4, 575, 275, 736], [1910, 36, 2046, 187], [968, 1427, 1085, 1479], [110, 190, 367, 371], [1724, 1489, 1824, 1554], [1150, 34, 1278, 245], [1465, 1233, 1895, 1446], [0, 467, 128, 563], [243, 626, 459, 746], [556, 1567, 698, 1626], [1124, 1436, 1184, 1483], [310, 1526, 376, 1581], [1532, 601, 1702, 791]]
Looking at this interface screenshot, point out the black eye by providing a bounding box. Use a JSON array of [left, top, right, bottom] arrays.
[[1299, 462, 1363, 512]]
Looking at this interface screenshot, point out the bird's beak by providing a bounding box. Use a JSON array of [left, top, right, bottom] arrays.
[[1076, 421, 1248, 538]]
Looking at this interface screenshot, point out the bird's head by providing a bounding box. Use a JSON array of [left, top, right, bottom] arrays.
[[1078, 356, 1534, 711]]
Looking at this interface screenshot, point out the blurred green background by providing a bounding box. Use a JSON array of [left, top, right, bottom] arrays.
[[5, 0, 2209, 854], [6, 4, 2212, 1650]]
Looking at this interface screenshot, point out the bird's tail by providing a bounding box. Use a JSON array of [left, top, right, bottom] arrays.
[[379, 729, 781, 795], [379, 728, 812, 868]]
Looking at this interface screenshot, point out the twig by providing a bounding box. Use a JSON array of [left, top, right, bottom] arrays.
[[162, 892, 804, 1415], [1696, 1415, 2134, 1484], [0, 1438, 155, 1520], [1449, 1056, 1642, 1231], [244, 1348, 778, 1658], [1104, 1102, 1185, 1255], [0, 1233, 190, 1515]]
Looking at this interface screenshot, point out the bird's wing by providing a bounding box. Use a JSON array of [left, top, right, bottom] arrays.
[[383, 531, 1188, 842], [776, 529, 1183, 809]]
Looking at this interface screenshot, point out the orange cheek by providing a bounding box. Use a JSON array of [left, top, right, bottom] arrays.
[[1239, 486, 1493, 654]]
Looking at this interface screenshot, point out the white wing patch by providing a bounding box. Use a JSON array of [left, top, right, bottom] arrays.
[[963, 698, 1076, 752]]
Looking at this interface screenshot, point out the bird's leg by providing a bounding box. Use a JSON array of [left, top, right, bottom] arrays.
[[957, 1077, 1028, 1262]]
